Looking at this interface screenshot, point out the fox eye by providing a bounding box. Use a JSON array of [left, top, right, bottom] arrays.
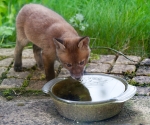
[[79, 60, 85, 65], [65, 63, 72, 67]]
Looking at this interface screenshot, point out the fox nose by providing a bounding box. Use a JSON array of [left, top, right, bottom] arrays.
[[71, 74, 82, 81], [75, 77, 81, 81], [71, 69, 83, 80], [74, 74, 83, 81]]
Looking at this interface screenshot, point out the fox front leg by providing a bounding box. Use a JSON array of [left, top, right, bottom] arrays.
[[42, 50, 55, 81]]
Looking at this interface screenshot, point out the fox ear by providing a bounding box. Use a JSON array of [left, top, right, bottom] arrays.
[[53, 38, 65, 50], [78, 36, 90, 49]]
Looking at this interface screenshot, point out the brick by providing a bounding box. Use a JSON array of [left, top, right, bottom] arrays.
[[111, 64, 136, 74], [140, 58, 150, 66], [22, 49, 34, 58], [30, 69, 45, 80], [136, 66, 150, 76], [27, 80, 47, 90], [91, 55, 116, 65], [0, 78, 24, 88], [0, 58, 13, 67], [54, 61, 61, 70], [22, 58, 36, 69], [0, 67, 7, 76], [7, 68, 30, 79], [85, 63, 111, 73], [132, 76, 150, 84], [0, 48, 14, 57], [136, 87, 150, 96], [115, 55, 141, 65], [58, 68, 70, 78]]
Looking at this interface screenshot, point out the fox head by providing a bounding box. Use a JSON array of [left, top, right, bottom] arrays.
[[54, 37, 90, 80]]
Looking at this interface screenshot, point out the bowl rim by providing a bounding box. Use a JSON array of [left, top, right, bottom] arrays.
[[47, 73, 132, 105]]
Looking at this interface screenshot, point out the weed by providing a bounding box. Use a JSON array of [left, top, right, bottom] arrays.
[[2, 89, 13, 97], [22, 73, 32, 87], [89, 53, 100, 62], [0, 56, 7, 61], [128, 80, 139, 86], [0, 72, 7, 84], [123, 71, 136, 79], [40, 74, 46, 80], [1, 88, 44, 100], [13, 88, 43, 96], [17, 103, 25, 106], [128, 80, 148, 87], [6, 96, 13, 100], [22, 79, 29, 87]]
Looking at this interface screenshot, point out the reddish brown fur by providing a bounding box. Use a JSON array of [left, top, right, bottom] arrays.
[[14, 4, 90, 81]]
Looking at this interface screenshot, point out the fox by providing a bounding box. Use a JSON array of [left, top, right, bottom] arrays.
[[14, 4, 90, 81]]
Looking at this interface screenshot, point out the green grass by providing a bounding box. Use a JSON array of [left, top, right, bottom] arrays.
[[0, 0, 150, 57]]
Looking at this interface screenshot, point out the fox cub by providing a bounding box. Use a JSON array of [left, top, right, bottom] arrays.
[[14, 4, 90, 81]]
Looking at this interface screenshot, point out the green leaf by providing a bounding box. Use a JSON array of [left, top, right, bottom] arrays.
[[0, 2, 7, 14], [0, 26, 15, 36]]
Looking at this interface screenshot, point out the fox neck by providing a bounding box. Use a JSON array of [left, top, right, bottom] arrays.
[[60, 30, 78, 39]]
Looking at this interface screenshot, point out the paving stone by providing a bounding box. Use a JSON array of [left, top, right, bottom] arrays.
[[29, 61, 60, 80], [30, 69, 45, 80], [22, 58, 36, 69], [136, 87, 150, 95], [22, 49, 60, 67], [0, 96, 150, 125], [132, 76, 150, 84], [115, 55, 141, 65], [22, 49, 34, 58], [111, 64, 136, 74], [85, 63, 111, 73], [7, 68, 30, 79], [23, 49, 60, 68], [0, 48, 14, 57], [91, 55, 116, 65], [27, 80, 46, 90], [0, 78, 24, 88], [136, 66, 150, 76], [109, 74, 125, 79], [54, 61, 61, 70], [0, 67, 7, 76], [58, 68, 70, 78], [0, 58, 13, 67], [140, 58, 150, 65]]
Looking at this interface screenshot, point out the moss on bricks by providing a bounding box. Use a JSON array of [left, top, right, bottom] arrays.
[[128, 80, 139, 86], [0, 56, 7, 61], [1, 88, 44, 100], [123, 71, 136, 79], [89, 53, 100, 62]]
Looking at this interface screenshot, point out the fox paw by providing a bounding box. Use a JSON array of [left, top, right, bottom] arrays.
[[14, 66, 22, 72]]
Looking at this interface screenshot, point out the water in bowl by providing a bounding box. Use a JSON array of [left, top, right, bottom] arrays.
[[52, 75, 126, 102], [52, 78, 92, 101]]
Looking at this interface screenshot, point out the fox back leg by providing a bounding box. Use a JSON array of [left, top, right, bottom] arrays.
[[14, 27, 29, 72]]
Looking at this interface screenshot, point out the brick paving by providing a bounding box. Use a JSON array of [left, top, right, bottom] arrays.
[[0, 48, 150, 96], [0, 48, 150, 125]]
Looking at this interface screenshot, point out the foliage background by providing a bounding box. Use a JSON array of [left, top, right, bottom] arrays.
[[0, 0, 150, 57]]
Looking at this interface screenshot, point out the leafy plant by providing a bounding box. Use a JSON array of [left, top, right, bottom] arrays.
[[0, 0, 16, 48], [0, 26, 15, 47], [69, 13, 89, 31]]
